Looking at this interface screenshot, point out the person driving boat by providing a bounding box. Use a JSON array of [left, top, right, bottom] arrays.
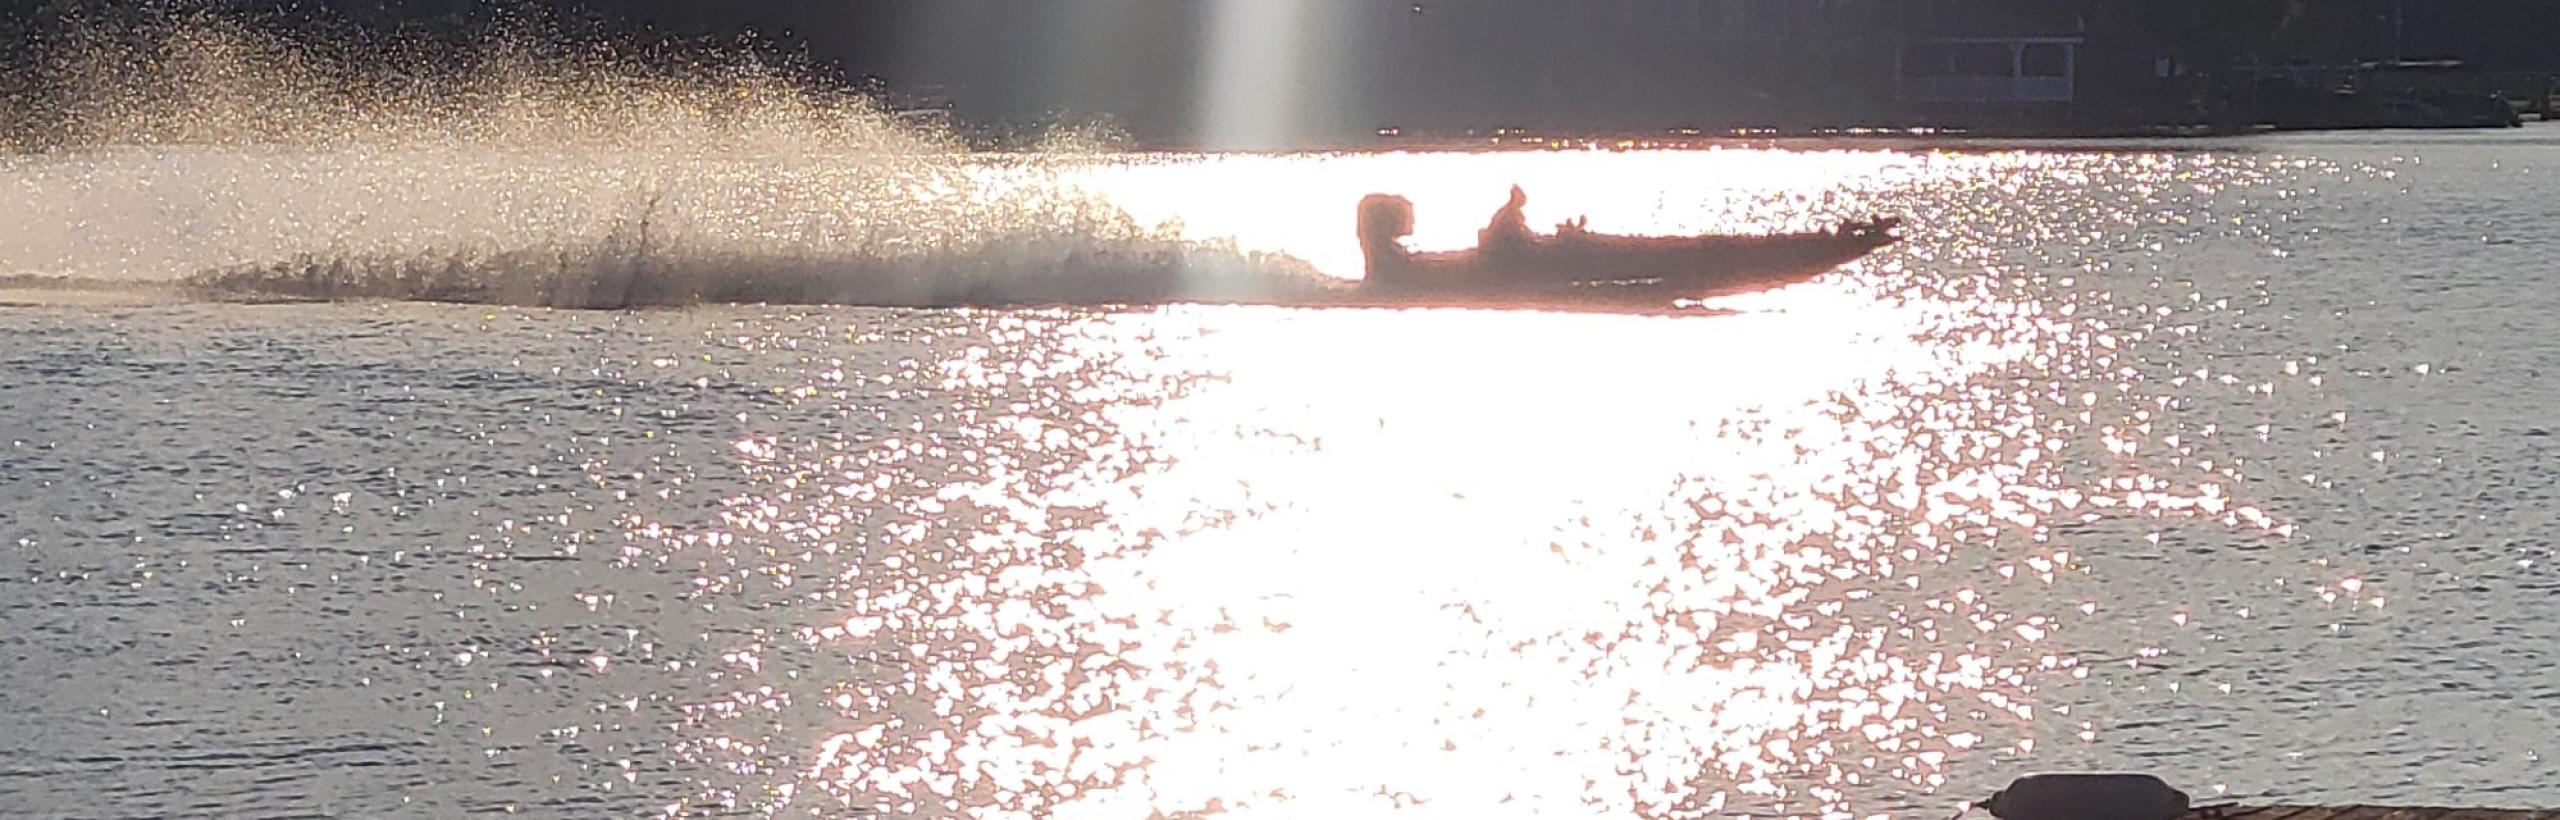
[[1480, 185, 1534, 251]]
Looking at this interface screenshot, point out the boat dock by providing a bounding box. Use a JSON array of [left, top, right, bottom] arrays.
[[2198, 807, 2556, 820]]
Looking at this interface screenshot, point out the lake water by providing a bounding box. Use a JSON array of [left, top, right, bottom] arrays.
[[4, 129, 2559, 819]]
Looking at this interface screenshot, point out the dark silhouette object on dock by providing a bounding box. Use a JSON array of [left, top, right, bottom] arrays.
[[1967, 773, 2560, 820], [1969, 773, 2193, 820], [1355, 186, 1900, 305]]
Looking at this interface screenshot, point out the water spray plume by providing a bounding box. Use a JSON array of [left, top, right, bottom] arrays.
[[1, 9, 1331, 308]]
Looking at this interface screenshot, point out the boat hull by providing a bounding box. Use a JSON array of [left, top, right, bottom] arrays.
[[1361, 218, 1900, 304]]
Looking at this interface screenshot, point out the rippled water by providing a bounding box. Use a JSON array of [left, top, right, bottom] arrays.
[[5, 129, 2560, 819]]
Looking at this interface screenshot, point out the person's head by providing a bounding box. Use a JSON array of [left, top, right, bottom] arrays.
[[1358, 194, 1416, 248]]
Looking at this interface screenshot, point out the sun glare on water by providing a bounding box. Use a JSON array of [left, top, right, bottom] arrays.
[[661, 292, 2054, 818], [503, 146, 2325, 820]]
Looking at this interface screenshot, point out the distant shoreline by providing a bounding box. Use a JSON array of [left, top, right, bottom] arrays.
[[1119, 119, 2551, 154], [3, 116, 2544, 158]]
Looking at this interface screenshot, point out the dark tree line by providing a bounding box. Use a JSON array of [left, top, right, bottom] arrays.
[[6, 0, 2557, 145]]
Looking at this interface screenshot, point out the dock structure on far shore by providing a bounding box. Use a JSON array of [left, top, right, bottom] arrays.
[[2196, 807, 2557, 820]]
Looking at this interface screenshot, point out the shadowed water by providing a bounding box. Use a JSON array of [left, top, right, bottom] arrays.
[[6, 129, 2560, 818]]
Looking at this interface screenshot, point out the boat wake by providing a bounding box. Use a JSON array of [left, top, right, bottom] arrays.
[[2, 145, 1364, 309], [0, 14, 1363, 311], [175, 230, 1344, 309]]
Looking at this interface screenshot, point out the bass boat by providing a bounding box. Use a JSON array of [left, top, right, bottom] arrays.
[[1354, 187, 1900, 306]]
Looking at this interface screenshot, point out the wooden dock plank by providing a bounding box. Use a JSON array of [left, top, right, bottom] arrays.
[[2269, 806, 2352, 820], [2181, 808, 2553, 820], [2429, 810, 2528, 820], [2214, 806, 2314, 820]]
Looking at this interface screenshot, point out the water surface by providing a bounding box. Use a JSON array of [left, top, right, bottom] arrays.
[[4, 130, 2559, 819]]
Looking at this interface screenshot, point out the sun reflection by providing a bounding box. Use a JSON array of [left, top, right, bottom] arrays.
[[566, 147, 2348, 819]]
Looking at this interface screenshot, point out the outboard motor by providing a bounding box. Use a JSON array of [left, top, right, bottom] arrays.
[[1969, 773, 2192, 820]]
